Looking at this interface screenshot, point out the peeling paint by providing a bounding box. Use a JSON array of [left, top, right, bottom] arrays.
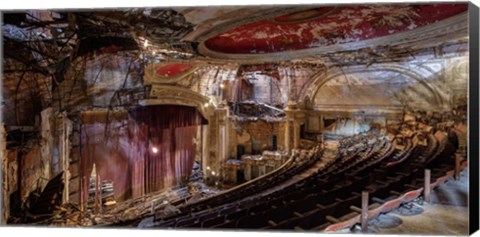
[[204, 4, 467, 54]]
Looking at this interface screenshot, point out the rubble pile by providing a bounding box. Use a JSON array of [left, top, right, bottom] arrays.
[[184, 182, 220, 204], [8, 172, 219, 226], [93, 186, 190, 225], [230, 101, 285, 122], [189, 161, 204, 182]]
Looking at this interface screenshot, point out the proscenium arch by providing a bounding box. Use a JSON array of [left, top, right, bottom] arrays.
[[301, 65, 445, 109], [139, 84, 215, 120]]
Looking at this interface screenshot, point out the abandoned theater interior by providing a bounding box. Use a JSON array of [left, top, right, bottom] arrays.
[[0, 2, 477, 234]]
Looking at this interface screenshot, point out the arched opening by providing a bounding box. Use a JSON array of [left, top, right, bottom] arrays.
[[305, 67, 444, 111], [307, 69, 444, 137]]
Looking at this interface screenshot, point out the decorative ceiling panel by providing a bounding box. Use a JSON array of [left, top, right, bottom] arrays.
[[155, 64, 192, 77]]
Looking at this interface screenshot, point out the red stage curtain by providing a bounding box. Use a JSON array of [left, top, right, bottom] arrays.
[[81, 122, 132, 203], [129, 105, 207, 195], [81, 105, 207, 205]]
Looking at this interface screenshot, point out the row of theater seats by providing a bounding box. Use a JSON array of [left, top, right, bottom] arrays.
[[363, 134, 439, 202], [269, 130, 452, 230], [322, 126, 455, 229], [153, 145, 324, 224], [143, 114, 460, 230], [149, 132, 388, 229], [259, 134, 395, 230]]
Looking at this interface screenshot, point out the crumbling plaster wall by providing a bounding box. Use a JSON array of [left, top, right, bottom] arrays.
[[191, 65, 236, 101], [410, 55, 468, 109], [2, 60, 52, 126], [1, 125, 8, 224], [40, 108, 53, 180], [54, 53, 143, 111], [7, 54, 126, 212], [191, 64, 316, 162], [2, 108, 55, 212], [20, 144, 50, 201], [52, 53, 144, 204], [68, 115, 82, 205], [228, 120, 285, 157], [192, 64, 317, 108], [1, 108, 55, 222], [6, 150, 18, 200]]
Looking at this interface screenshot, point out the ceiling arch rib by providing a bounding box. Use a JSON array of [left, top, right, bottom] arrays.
[[304, 65, 446, 112]]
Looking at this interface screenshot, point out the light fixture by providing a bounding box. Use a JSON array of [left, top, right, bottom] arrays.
[[206, 166, 211, 170], [204, 102, 209, 107], [143, 40, 149, 48], [152, 147, 158, 154], [220, 83, 225, 89], [211, 171, 216, 176]]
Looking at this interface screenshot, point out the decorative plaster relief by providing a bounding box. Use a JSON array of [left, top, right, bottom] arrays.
[[144, 63, 198, 85]]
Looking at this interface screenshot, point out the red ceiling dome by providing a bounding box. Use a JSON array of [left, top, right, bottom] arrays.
[[204, 3, 468, 54]]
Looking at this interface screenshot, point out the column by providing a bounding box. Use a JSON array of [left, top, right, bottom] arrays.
[[205, 107, 228, 185], [216, 107, 228, 181], [293, 121, 301, 149], [224, 106, 233, 159], [227, 119, 237, 159], [58, 112, 72, 204], [40, 108, 53, 184], [1, 123, 8, 224], [243, 160, 252, 181], [284, 108, 295, 153], [284, 105, 306, 152], [206, 114, 216, 184], [258, 160, 266, 177], [284, 120, 291, 152], [201, 124, 208, 176]]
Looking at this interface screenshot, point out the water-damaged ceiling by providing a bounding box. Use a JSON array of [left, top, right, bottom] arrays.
[[1, 3, 469, 66], [201, 3, 467, 55]]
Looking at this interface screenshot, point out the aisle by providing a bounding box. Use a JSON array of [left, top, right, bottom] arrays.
[[363, 168, 469, 235]]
